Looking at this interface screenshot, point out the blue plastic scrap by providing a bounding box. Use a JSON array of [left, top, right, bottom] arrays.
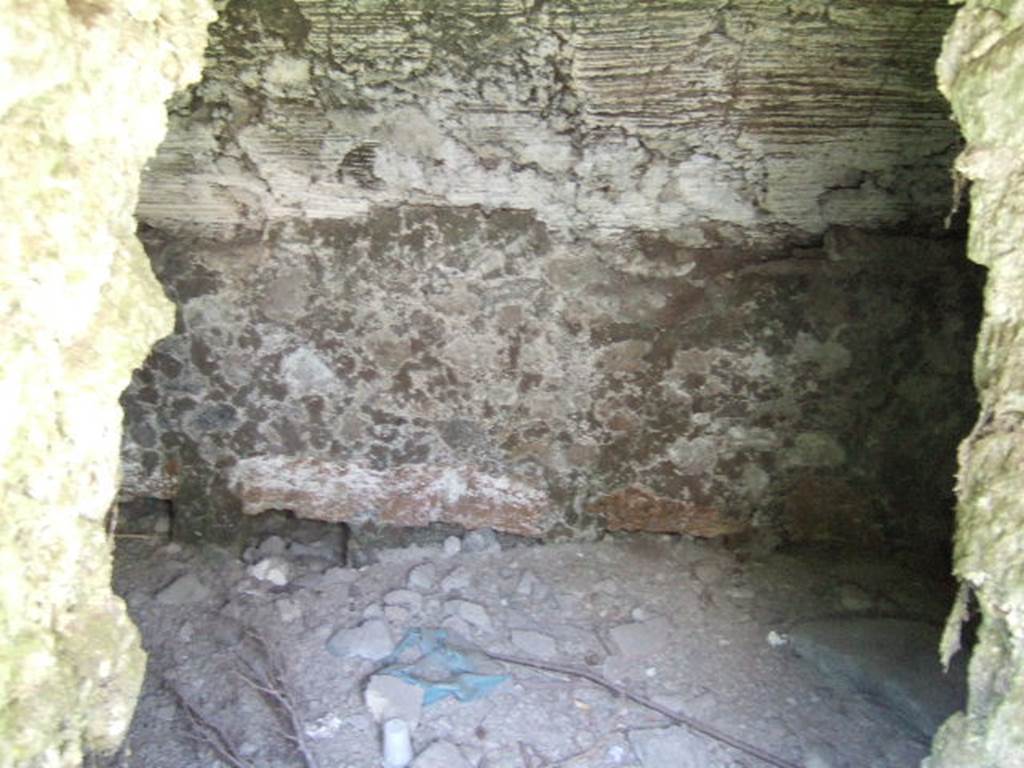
[[377, 628, 508, 705]]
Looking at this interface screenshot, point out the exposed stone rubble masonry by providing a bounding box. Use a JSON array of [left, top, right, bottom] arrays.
[[122, 0, 981, 551]]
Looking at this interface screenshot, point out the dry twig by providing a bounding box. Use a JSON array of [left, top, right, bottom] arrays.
[[166, 682, 255, 768], [167, 630, 321, 768], [235, 631, 322, 768], [483, 649, 802, 768]]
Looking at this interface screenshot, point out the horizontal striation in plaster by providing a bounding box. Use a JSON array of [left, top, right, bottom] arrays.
[[136, 0, 960, 243]]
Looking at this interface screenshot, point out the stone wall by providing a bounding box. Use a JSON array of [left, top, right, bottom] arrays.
[[928, 2, 1024, 765], [122, 0, 981, 548], [0, 1, 212, 765]]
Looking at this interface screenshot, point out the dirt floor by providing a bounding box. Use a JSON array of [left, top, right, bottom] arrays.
[[92, 505, 967, 768]]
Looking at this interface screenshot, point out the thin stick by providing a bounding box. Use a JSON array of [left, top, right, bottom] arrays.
[[236, 631, 322, 768], [167, 682, 254, 768], [518, 741, 536, 768], [483, 650, 802, 768]]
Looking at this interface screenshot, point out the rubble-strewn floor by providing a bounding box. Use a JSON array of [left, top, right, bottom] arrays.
[[95, 508, 967, 768]]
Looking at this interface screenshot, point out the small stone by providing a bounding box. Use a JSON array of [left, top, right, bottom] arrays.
[[248, 557, 290, 586], [609, 617, 672, 658], [407, 562, 436, 590], [155, 573, 211, 604], [384, 605, 410, 623], [364, 674, 424, 727], [363, 604, 384, 619], [304, 713, 344, 740], [691, 560, 725, 585], [441, 616, 473, 638], [606, 744, 626, 763], [515, 570, 540, 597], [444, 600, 493, 632], [178, 621, 195, 642], [326, 619, 394, 661], [239, 740, 258, 757], [443, 536, 462, 557], [837, 583, 874, 612], [441, 567, 472, 593], [210, 616, 245, 646], [277, 598, 302, 623], [463, 528, 500, 553], [424, 597, 442, 615], [258, 535, 287, 556], [412, 741, 471, 768], [767, 630, 789, 648], [511, 630, 557, 659], [385, 589, 424, 612], [725, 586, 754, 600], [153, 515, 171, 535]]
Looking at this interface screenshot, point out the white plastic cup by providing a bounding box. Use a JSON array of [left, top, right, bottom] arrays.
[[382, 718, 413, 768]]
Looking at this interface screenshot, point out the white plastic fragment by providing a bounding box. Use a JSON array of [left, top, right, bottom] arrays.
[[382, 718, 414, 768], [767, 630, 789, 648]]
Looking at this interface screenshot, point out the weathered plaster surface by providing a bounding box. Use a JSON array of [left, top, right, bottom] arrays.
[[123, 1, 979, 546], [928, 2, 1024, 765], [0, 1, 212, 764]]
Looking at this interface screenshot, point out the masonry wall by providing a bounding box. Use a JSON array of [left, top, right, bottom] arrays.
[[122, 0, 980, 550]]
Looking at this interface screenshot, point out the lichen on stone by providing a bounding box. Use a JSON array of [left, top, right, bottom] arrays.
[[0, 0, 214, 764], [926, 2, 1024, 766]]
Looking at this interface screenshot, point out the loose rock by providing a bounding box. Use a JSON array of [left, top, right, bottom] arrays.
[[276, 598, 302, 623], [444, 600, 494, 633], [443, 536, 462, 557], [326, 619, 394, 661], [364, 674, 424, 728], [609, 617, 672, 658], [407, 562, 437, 590], [155, 573, 211, 605], [248, 556, 291, 586], [463, 528, 500, 553], [515, 570, 543, 598], [510, 630, 558, 659], [258, 535, 287, 557], [384, 589, 424, 613], [412, 741, 471, 768], [440, 567, 472, 593]]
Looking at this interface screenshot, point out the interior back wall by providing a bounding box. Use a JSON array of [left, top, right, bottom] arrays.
[[120, 0, 981, 549]]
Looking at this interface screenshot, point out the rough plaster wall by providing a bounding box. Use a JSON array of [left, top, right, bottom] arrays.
[[0, 1, 212, 765], [927, 2, 1024, 766], [122, 0, 980, 546]]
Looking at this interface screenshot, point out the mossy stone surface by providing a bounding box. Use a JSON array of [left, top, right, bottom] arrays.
[[0, 1, 214, 764], [928, 2, 1024, 765]]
